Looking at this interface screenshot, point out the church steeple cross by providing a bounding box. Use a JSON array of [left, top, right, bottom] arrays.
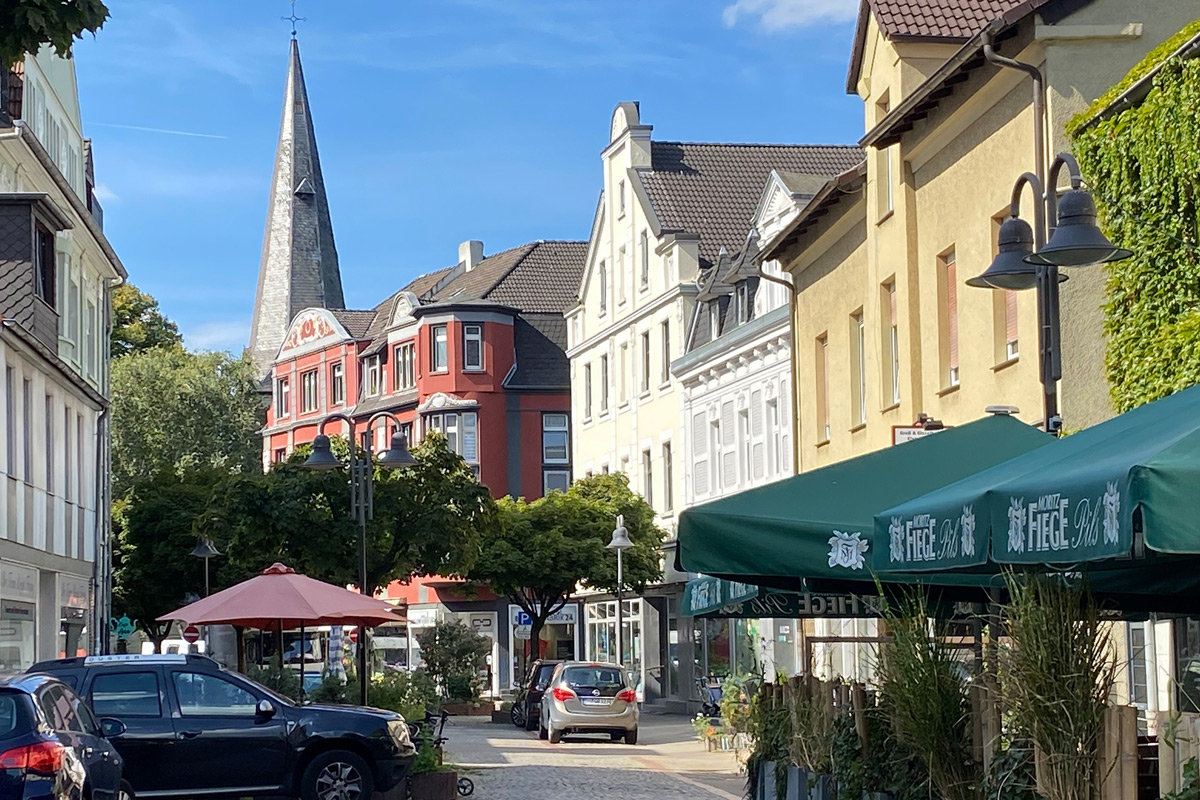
[[283, 0, 305, 39]]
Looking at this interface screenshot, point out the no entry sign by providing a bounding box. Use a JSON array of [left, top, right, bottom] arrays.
[[348, 628, 359, 644], [182, 625, 200, 643]]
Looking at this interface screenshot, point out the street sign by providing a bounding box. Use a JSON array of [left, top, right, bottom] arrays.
[[348, 628, 359, 644], [892, 425, 950, 445], [514, 624, 531, 640], [182, 625, 200, 644]]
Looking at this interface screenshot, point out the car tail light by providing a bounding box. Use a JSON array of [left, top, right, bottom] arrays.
[[551, 687, 576, 702], [616, 688, 637, 703], [0, 741, 65, 775]]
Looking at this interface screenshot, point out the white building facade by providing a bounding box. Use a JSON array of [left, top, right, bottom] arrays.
[[567, 102, 861, 708], [0, 49, 124, 669]]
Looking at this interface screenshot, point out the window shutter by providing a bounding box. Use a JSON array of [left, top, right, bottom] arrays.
[[751, 390, 764, 480], [946, 258, 959, 370], [692, 412, 708, 496], [462, 413, 478, 462], [721, 401, 736, 489], [1005, 290, 1018, 345]]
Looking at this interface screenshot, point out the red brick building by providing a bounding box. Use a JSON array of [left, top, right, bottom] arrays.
[[261, 239, 585, 500]]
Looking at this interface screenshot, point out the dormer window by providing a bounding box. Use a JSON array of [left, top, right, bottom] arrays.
[[737, 283, 750, 324], [365, 356, 381, 397], [34, 224, 55, 308], [709, 301, 721, 339]]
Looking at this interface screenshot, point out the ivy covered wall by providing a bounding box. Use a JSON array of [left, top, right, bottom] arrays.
[[1069, 21, 1200, 413]]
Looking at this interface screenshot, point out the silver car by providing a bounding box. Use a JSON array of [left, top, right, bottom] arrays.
[[539, 661, 639, 744]]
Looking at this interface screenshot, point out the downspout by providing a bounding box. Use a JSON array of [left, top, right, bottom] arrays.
[[982, 25, 1046, 191], [94, 274, 121, 653], [755, 254, 800, 476]]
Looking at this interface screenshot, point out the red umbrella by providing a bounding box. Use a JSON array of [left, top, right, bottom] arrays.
[[157, 563, 406, 630]]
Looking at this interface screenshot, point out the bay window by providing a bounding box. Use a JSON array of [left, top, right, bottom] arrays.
[[463, 325, 483, 371], [425, 411, 479, 466], [431, 325, 448, 372]]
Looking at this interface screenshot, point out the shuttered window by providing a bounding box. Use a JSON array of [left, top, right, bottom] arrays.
[[751, 390, 764, 481], [1005, 290, 1019, 358], [692, 412, 708, 496], [721, 401, 736, 490]]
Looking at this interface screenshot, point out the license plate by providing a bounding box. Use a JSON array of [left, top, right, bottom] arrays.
[[581, 697, 611, 706]]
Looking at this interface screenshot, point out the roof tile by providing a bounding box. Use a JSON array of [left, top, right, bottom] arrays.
[[872, 0, 1024, 40]]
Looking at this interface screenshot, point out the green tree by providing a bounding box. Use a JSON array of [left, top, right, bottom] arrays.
[[469, 473, 665, 661], [110, 283, 182, 358], [110, 348, 263, 498], [112, 471, 225, 648], [206, 432, 496, 593], [0, 0, 108, 68], [415, 620, 491, 701]]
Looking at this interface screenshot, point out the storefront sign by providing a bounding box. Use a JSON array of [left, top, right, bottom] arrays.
[[1, 564, 37, 604], [703, 590, 884, 619], [59, 575, 90, 610], [468, 614, 494, 633], [682, 577, 758, 616], [509, 605, 578, 626], [1, 601, 35, 620], [407, 608, 439, 627], [892, 425, 950, 446]]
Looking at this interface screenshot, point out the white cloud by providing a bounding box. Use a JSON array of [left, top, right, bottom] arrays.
[[722, 0, 859, 31], [92, 182, 119, 203], [185, 320, 250, 353], [91, 122, 229, 140]]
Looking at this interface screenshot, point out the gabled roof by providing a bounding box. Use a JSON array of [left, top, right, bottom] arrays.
[[329, 309, 376, 339], [636, 142, 863, 266], [846, 0, 1040, 93]]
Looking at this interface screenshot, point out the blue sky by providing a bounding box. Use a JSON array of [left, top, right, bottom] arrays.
[[73, 0, 865, 351]]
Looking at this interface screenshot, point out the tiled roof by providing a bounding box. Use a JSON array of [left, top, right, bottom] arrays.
[[505, 314, 570, 389], [872, 0, 1024, 40], [485, 241, 588, 314], [639, 142, 863, 265], [405, 265, 457, 298], [330, 309, 376, 339]]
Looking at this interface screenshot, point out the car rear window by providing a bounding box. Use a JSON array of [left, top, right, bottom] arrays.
[[91, 671, 162, 717], [562, 666, 627, 696], [0, 694, 21, 739], [533, 664, 557, 690]]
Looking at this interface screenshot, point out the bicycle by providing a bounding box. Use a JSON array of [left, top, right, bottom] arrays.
[[404, 710, 474, 797]]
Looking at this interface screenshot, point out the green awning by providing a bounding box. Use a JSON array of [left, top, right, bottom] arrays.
[[678, 415, 1053, 585], [682, 576, 758, 616], [874, 383, 1200, 571]]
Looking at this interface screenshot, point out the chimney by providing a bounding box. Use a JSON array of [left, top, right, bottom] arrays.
[[459, 240, 484, 272]]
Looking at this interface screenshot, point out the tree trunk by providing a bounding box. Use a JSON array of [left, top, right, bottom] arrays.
[[529, 618, 545, 661]]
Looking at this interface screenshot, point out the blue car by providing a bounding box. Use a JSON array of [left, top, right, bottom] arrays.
[[0, 673, 127, 800]]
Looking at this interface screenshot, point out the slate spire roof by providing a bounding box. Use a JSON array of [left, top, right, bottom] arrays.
[[248, 39, 345, 377]]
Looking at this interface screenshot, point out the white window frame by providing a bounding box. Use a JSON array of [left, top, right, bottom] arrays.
[[542, 414, 569, 464], [642, 448, 653, 508], [737, 283, 749, 324], [431, 325, 448, 373], [598, 262, 607, 316], [330, 361, 345, 406], [662, 441, 673, 512], [543, 469, 570, 495], [660, 321, 671, 385], [583, 364, 593, 420], [425, 411, 479, 464], [600, 355, 610, 413], [365, 356, 381, 398], [300, 369, 319, 414], [639, 231, 649, 289], [640, 331, 651, 396], [275, 377, 290, 419], [393, 342, 415, 391], [463, 324, 484, 371]]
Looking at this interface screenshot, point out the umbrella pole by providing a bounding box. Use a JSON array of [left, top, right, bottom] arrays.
[[300, 623, 305, 702], [276, 623, 284, 671]]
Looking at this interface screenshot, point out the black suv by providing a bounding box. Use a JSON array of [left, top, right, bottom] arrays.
[[511, 660, 561, 731], [29, 655, 415, 800]]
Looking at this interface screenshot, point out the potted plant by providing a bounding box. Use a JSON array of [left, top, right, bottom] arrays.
[[408, 729, 458, 800]]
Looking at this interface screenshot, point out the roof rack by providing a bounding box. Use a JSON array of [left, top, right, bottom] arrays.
[[84, 654, 190, 665]]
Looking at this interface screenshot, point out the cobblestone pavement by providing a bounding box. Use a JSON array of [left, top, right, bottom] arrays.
[[442, 714, 745, 800]]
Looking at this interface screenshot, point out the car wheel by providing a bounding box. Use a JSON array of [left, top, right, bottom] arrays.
[[510, 703, 525, 728], [609, 733, 623, 742], [117, 781, 135, 800], [301, 750, 375, 800], [548, 726, 563, 744], [538, 719, 548, 740], [625, 727, 638, 745]]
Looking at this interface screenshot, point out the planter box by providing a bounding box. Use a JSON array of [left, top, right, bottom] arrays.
[[786, 766, 808, 800], [760, 761, 777, 800], [808, 773, 834, 800], [490, 710, 509, 724], [409, 771, 458, 800]]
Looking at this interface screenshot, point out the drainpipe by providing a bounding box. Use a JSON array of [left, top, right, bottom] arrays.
[[982, 26, 1047, 199], [94, 275, 120, 653], [755, 259, 801, 476]]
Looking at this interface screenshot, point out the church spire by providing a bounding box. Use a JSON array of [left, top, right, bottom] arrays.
[[248, 38, 344, 378]]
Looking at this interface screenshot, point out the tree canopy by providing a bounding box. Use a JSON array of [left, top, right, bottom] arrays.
[[0, 0, 108, 68], [469, 473, 665, 659], [110, 347, 263, 498], [206, 432, 497, 593], [111, 283, 182, 358]]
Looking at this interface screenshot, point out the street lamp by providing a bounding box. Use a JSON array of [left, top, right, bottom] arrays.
[[189, 538, 221, 654], [302, 411, 416, 704], [973, 30, 1134, 436], [966, 155, 1131, 435], [607, 515, 633, 672]]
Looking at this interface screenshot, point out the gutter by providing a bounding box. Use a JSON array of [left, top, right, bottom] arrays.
[[1072, 30, 1200, 135]]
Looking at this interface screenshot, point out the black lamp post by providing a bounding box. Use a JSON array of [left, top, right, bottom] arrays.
[[302, 411, 415, 704], [966, 154, 1131, 435], [189, 538, 221, 653]]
